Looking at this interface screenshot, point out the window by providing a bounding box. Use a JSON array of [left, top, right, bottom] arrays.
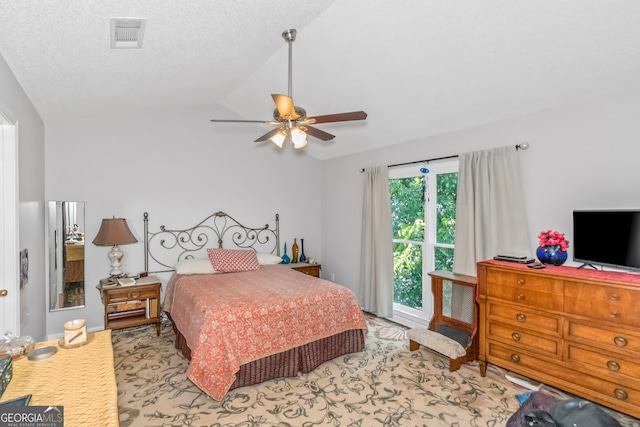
[[389, 160, 458, 326]]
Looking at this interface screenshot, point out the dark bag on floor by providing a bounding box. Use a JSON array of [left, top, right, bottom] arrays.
[[524, 399, 622, 427]]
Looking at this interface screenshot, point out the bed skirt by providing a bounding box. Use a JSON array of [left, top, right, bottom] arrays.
[[167, 313, 367, 391]]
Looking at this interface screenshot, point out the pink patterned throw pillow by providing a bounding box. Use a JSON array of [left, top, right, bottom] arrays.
[[207, 248, 261, 273]]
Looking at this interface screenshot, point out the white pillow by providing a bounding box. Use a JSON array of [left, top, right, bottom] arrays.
[[256, 252, 283, 265], [174, 258, 216, 275]]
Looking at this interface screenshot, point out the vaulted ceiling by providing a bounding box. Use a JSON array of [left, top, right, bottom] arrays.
[[1, 1, 639, 159]]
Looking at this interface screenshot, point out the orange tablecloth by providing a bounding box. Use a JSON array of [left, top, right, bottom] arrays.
[[0, 330, 119, 427]]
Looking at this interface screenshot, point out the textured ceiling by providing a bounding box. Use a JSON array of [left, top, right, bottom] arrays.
[[1, 1, 640, 160]]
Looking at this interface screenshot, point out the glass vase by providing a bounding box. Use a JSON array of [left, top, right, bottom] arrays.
[[281, 242, 290, 264], [299, 239, 307, 263], [536, 245, 568, 266], [291, 238, 299, 263]]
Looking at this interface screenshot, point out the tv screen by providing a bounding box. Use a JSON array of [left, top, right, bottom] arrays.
[[573, 210, 640, 271]]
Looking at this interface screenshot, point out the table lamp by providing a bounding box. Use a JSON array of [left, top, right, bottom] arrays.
[[92, 217, 138, 277]]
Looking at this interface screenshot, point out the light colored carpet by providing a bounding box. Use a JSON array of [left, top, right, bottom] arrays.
[[112, 315, 639, 426]]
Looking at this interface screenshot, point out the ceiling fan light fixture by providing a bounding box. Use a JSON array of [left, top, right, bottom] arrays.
[[270, 129, 287, 148], [208, 28, 367, 149], [291, 127, 308, 149]]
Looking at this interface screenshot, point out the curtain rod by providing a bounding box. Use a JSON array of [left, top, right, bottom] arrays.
[[359, 142, 529, 172]]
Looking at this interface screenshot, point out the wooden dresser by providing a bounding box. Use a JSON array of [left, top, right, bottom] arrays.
[[477, 260, 640, 418]]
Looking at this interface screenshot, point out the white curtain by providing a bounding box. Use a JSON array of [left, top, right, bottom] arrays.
[[453, 146, 531, 276], [360, 166, 394, 317]]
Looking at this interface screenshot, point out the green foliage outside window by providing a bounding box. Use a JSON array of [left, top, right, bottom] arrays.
[[436, 173, 457, 245], [390, 172, 458, 310], [390, 177, 425, 241], [392, 242, 422, 308], [390, 177, 425, 309]]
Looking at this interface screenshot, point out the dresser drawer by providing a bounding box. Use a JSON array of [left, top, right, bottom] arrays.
[[488, 286, 562, 311], [486, 272, 563, 310], [487, 341, 558, 371], [486, 270, 564, 293], [556, 367, 640, 412], [487, 301, 562, 336], [487, 320, 561, 358], [565, 319, 640, 353], [488, 341, 640, 407], [564, 283, 640, 327], [565, 342, 640, 384], [105, 285, 159, 303]]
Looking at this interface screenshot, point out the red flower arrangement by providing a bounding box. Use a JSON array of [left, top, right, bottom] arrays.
[[538, 230, 569, 252]]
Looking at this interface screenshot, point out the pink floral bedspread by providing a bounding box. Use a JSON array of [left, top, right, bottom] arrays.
[[167, 265, 368, 399]]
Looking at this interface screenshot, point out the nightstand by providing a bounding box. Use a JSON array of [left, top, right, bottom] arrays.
[[287, 262, 321, 278], [97, 276, 161, 336]]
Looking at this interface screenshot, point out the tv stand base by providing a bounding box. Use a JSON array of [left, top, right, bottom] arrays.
[[577, 263, 598, 270]]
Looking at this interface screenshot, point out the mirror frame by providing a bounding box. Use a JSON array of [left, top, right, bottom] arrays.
[[47, 201, 85, 311]]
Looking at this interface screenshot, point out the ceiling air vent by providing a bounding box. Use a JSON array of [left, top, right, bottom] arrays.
[[110, 18, 146, 49]]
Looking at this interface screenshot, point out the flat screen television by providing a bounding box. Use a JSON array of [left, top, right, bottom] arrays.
[[573, 210, 640, 271]]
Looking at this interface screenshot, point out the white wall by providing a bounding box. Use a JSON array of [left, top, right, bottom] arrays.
[[34, 82, 640, 334], [321, 88, 640, 305], [0, 53, 46, 340], [44, 105, 322, 336]]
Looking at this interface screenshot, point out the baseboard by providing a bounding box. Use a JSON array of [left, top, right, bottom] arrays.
[[388, 310, 430, 329]]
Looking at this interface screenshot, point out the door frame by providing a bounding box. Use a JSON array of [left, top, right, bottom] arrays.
[[1, 108, 19, 335]]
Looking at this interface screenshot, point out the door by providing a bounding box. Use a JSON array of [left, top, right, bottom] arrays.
[[1, 110, 19, 336], [389, 161, 458, 326]]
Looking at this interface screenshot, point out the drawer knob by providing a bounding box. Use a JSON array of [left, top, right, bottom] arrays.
[[614, 336, 628, 347], [511, 332, 521, 341], [517, 279, 525, 285], [607, 360, 621, 372], [610, 312, 619, 318], [517, 294, 525, 300], [614, 388, 628, 400], [128, 291, 141, 299], [610, 293, 620, 301], [510, 353, 521, 363], [516, 313, 526, 322]]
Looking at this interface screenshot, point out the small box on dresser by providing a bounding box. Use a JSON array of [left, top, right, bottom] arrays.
[[477, 260, 640, 419]]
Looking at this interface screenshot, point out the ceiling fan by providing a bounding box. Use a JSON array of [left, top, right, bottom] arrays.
[[210, 29, 367, 149]]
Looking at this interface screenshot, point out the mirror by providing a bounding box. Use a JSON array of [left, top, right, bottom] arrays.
[[47, 201, 85, 311]]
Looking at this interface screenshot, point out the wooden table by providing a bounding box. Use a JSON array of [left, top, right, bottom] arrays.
[[286, 262, 322, 278], [98, 275, 161, 336]]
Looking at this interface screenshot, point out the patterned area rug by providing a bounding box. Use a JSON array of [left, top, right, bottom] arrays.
[[112, 315, 639, 427]]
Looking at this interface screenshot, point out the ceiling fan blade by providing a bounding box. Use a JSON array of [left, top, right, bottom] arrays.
[[254, 128, 282, 142], [272, 94, 300, 120], [305, 125, 335, 141], [210, 119, 276, 124], [307, 111, 368, 124]]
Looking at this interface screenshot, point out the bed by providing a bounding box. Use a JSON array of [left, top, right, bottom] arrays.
[[143, 211, 368, 400]]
